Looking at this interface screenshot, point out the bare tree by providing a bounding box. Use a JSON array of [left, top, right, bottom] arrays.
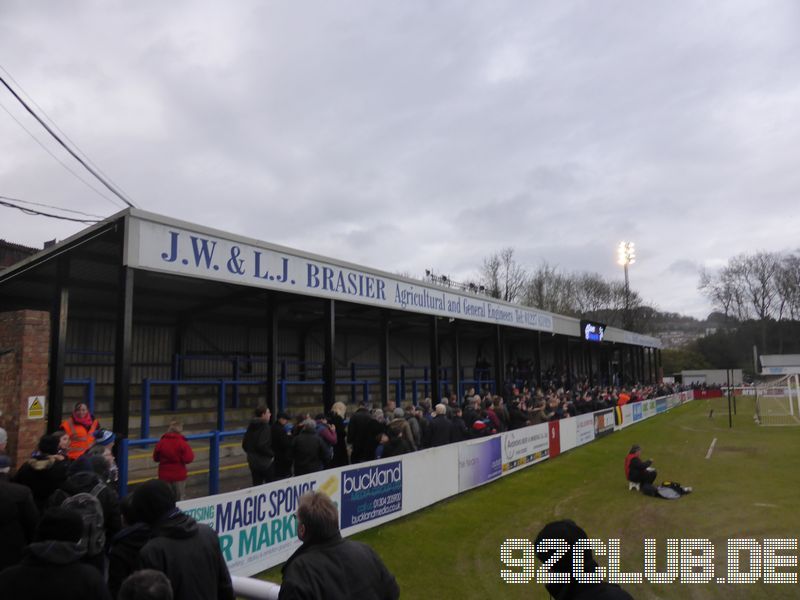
[[776, 252, 800, 321], [573, 272, 612, 315], [524, 262, 575, 314], [741, 252, 781, 320], [480, 247, 527, 303]]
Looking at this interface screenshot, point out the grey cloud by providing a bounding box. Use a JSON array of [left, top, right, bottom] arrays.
[[2, 1, 799, 319]]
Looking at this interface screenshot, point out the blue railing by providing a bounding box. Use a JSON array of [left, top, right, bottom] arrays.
[[118, 428, 245, 498], [64, 378, 97, 414], [141, 379, 266, 439]]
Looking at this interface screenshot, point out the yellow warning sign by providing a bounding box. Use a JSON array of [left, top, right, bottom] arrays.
[[27, 396, 45, 419]]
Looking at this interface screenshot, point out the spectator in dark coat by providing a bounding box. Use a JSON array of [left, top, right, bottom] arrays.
[[153, 420, 194, 501], [382, 419, 414, 458], [0, 507, 111, 600], [134, 479, 234, 600], [535, 520, 633, 599], [279, 492, 399, 600], [402, 406, 422, 450], [292, 420, 328, 476], [508, 400, 530, 430], [462, 396, 481, 429], [13, 432, 70, 513], [625, 445, 657, 485], [425, 404, 453, 448], [346, 404, 374, 463], [242, 407, 275, 486], [0, 455, 39, 570], [108, 494, 151, 599], [328, 402, 350, 467], [450, 408, 469, 442], [271, 412, 293, 479], [314, 414, 337, 466]]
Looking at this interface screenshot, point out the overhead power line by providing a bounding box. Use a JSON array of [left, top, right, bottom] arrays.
[[0, 195, 102, 223], [0, 99, 122, 208], [0, 64, 135, 204], [0, 72, 137, 208], [1, 195, 106, 219]]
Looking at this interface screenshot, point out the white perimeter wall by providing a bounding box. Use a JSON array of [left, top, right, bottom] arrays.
[[178, 391, 694, 577]]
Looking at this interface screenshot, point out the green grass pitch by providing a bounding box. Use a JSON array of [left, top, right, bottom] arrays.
[[260, 397, 800, 598]]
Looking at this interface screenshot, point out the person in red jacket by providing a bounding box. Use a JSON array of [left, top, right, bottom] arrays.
[[153, 420, 194, 501]]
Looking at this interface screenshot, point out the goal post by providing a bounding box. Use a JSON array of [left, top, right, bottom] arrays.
[[754, 374, 800, 426]]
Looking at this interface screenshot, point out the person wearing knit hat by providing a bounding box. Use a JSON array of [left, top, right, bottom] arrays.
[[534, 520, 633, 599], [0, 507, 111, 599], [12, 432, 70, 513], [137, 478, 233, 600], [131, 479, 177, 525]]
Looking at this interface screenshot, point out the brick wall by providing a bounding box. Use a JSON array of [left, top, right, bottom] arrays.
[[0, 310, 50, 468]]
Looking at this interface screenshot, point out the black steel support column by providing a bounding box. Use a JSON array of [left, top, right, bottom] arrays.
[[565, 337, 573, 389], [587, 342, 594, 387], [113, 267, 134, 438], [379, 315, 390, 406], [323, 299, 336, 414], [640, 347, 645, 383], [494, 325, 505, 396], [451, 323, 460, 403], [656, 349, 662, 382], [429, 317, 440, 403], [47, 258, 70, 431], [646, 348, 653, 384], [535, 332, 542, 388], [266, 295, 279, 416]]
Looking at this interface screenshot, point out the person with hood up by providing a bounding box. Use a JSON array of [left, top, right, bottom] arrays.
[[534, 520, 633, 599], [0, 507, 111, 599], [242, 407, 275, 486], [135, 479, 233, 600], [153, 421, 194, 501], [13, 432, 70, 513]]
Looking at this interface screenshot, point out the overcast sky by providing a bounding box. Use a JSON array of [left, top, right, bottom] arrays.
[[2, 1, 799, 319]]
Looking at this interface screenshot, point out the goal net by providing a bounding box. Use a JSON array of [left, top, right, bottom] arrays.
[[754, 374, 800, 426]]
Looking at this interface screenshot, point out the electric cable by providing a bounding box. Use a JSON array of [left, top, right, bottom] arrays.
[[0, 72, 137, 208]]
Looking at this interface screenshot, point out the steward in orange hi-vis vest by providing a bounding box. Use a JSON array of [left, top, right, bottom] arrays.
[[60, 402, 100, 460]]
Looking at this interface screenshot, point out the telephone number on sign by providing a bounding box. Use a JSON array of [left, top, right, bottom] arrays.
[[501, 538, 800, 584]]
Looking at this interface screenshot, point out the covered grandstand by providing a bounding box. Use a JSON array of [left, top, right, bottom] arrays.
[[0, 208, 662, 480]]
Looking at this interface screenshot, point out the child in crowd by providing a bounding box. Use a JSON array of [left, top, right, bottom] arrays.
[[153, 421, 194, 501]]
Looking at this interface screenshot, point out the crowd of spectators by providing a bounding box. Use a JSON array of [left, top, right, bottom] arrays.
[[0, 404, 233, 600], [239, 375, 683, 477]]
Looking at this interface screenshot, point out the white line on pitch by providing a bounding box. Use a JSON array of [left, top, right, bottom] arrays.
[[705, 437, 717, 460]]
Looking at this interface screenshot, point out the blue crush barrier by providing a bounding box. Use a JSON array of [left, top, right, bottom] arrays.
[[118, 428, 246, 498], [64, 378, 97, 414]]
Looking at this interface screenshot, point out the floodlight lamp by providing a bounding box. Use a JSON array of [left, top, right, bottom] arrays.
[[617, 241, 635, 266]]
